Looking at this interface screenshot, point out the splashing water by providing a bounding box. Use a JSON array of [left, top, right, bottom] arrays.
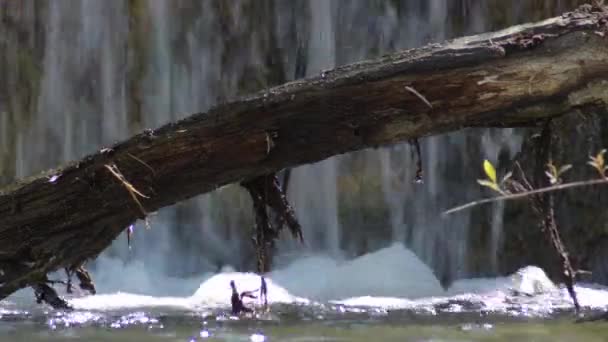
[[59, 244, 608, 316], [3, 244, 608, 341]]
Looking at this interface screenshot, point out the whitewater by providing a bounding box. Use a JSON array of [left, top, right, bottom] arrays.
[[4, 243, 600, 318]]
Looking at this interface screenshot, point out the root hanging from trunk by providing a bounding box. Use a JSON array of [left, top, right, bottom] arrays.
[[65, 265, 96, 295], [31, 263, 97, 310], [409, 138, 423, 183], [33, 282, 72, 311], [242, 172, 303, 273], [272, 169, 292, 232]]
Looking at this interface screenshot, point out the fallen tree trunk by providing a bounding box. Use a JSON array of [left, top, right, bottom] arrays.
[[0, 4, 608, 303]]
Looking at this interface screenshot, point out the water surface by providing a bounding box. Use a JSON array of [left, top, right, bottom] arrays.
[[2, 244, 607, 341]]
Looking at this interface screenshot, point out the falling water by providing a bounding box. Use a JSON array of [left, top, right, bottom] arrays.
[[1, 0, 586, 294], [283, 0, 342, 259], [481, 128, 524, 271], [17, 0, 129, 177]]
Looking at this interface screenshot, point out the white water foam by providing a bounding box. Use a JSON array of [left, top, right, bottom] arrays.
[[87, 257, 210, 297], [332, 263, 608, 316], [70, 293, 191, 311], [270, 243, 444, 301], [69, 272, 306, 311], [190, 272, 308, 308], [56, 243, 608, 315]]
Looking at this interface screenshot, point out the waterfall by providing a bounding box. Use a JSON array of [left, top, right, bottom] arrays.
[[17, 0, 129, 177], [0, 0, 583, 294], [282, 0, 342, 259]]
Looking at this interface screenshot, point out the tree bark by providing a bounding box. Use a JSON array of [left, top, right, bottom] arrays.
[[0, 4, 607, 302]]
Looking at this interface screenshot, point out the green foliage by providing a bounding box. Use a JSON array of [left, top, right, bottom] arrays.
[[483, 159, 497, 184], [545, 161, 572, 185], [588, 149, 608, 178], [477, 159, 508, 195]]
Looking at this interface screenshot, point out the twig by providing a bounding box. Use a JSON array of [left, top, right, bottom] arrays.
[[127, 152, 156, 176], [443, 178, 608, 215], [514, 161, 534, 191], [273, 169, 292, 231], [33, 282, 72, 310], [74, 266, 96, 295], [104, 164, 149, 218], [533, 122, 579, 313], [405, 86, 433, 109]]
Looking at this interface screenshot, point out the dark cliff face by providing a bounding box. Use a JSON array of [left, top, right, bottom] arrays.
[[498, 110, 608, 285], [0, 0, 600, 285]]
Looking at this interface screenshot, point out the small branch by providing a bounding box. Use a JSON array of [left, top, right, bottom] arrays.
[[443, 178, 608, 215], [533, 122, 579, 313], [514, 161, 534, 191], [74, 266, 96, 295], [64, 268, 74, 293], [65, 265, 96, 295], [105, 163, 149, 218], [126, 152, 156, 176], [33, 282, 72, 310], [404, 86, 433, 109], [273, 169, 292, 231], [409, 138, 424, 183]]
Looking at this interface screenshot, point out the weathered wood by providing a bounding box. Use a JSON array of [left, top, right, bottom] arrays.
[[1, 4, 608, 301]]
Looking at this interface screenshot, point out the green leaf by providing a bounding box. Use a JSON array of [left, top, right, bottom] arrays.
[[588, 160, 599, 169], [546, 162, 557, 178], [545, 171, 557, 184], [477, 179, 501, 193], [500, 171, 513, 184], [597, 150, 606, 169], [557, 164, 572, 176], [589, 150, 606, 177], [483, 159, 497, 184]]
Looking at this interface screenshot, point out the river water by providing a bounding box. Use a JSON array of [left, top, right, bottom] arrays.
[[2, 244, 608, 341]]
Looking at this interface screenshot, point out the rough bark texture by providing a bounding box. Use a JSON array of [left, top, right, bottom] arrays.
[[0, 4, 608, 301]]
